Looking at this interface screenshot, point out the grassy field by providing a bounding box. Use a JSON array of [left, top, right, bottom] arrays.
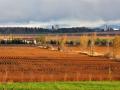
[[0, 81, 120, 90]]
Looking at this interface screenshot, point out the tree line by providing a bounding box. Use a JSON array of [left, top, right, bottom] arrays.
[[0, 27, 99, 34], [0, 37, 113, 46]]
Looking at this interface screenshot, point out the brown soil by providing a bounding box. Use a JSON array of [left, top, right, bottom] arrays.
[[0, 46, 119, 82]]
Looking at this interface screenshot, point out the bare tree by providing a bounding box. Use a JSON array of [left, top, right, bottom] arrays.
[[89, 32, 96, 56], [36, 35, 46, 46], [9, 34, 13, 40], [80, 34, 89, 52], [58, 35, 67, 51], [112, 36, 120, 59]]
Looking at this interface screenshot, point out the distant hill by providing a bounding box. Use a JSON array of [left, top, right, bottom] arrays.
[[0, 27, 97, 34], [0, 26, 119, 35]]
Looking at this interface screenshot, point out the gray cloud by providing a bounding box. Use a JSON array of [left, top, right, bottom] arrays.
[[0, 0, 119, 26]]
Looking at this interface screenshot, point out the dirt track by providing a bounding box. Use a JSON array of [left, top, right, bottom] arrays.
[[0, 46, 120, 82]]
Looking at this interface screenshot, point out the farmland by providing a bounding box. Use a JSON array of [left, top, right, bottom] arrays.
[[0, 46, 119, 82], [0, 32, 119, 82]]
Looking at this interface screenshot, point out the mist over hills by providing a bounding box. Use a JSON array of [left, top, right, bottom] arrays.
[[99, 24, 120, 30]]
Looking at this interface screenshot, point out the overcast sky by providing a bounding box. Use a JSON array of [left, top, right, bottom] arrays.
[[0, 0, 119, 27]]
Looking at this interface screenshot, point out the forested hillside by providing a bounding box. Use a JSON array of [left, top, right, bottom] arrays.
[[0, 27, 99, 34]]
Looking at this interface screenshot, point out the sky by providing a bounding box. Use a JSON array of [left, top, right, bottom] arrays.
[[0, 0, 120, 27]]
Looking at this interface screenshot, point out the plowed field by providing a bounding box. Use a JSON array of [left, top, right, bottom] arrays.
[[0, 46, 119, 82]]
